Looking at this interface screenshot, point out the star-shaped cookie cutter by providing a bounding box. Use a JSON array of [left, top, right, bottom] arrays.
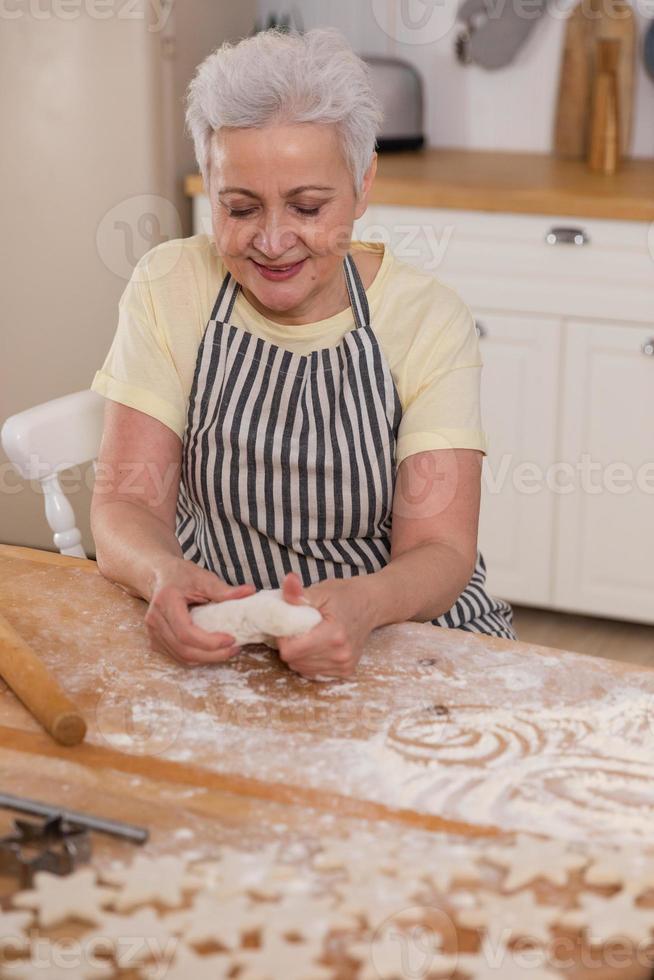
[[0, 814, 92, 888]]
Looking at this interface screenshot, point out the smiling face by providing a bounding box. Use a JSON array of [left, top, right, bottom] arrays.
[[207, 122, 376, 325]]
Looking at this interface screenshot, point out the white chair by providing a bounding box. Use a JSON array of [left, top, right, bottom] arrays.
[[1, 390, 105, 558]]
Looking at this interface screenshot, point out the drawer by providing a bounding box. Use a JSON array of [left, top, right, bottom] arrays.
[[355, 205, 654, 323]]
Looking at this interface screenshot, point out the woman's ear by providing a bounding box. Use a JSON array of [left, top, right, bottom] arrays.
[[354, 152, 378, 220]]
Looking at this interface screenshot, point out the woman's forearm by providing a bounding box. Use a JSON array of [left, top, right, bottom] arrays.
[[365, 542, 475, 628], [92, 500, 472, 624], [91, 499, 183, 602]]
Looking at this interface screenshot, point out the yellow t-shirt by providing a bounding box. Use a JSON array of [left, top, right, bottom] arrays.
[[91, 234, 488, 466]]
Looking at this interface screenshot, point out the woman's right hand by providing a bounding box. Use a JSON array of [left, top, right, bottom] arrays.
[[144, 557, 256, 666]]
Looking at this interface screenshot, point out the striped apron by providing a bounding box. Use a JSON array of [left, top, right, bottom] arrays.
[[176, 253, 517, 641]]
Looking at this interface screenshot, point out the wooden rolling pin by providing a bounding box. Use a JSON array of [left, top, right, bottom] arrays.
[[0, 611, 86, 746]]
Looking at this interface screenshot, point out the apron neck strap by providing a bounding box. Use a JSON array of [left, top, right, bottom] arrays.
[[343, 252, 370, 330], [210, 271, 240, 323], [210, 252, 371, 329]]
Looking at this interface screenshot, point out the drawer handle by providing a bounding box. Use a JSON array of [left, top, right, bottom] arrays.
[[475, 321, 488, 338], [545, 226, 589, 246], [642, 339, 654, 357]]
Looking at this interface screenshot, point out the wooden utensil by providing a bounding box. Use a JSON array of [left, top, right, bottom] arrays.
[[0, 611, 86, 746], [554, 0, 635, 159], [588, 38, 621, 173]]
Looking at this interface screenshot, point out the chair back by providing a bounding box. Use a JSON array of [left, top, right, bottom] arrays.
[[1, 390, 105, 557]]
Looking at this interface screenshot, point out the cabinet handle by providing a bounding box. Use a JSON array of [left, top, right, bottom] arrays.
[[545, 226, 589, 246], [642, 339, 654, 357], [475, 321, 488, 338]]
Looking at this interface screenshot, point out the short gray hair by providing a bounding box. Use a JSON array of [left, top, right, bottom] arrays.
[[185, 27, 383, 197]]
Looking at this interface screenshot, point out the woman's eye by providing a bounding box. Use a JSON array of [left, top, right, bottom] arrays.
[[227, 205, 321, 218]]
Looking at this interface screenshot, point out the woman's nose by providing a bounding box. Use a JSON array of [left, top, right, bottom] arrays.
[[252, 213, 298, 256]]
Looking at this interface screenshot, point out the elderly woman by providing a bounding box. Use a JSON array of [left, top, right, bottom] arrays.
[[90, 27, 516, 679]]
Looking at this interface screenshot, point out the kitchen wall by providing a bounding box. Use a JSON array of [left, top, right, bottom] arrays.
[[257, 0, 654, 158], [0, 0, 256, 554]]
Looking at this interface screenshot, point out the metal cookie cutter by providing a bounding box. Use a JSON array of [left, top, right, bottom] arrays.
[[0, 814, 92, 889]]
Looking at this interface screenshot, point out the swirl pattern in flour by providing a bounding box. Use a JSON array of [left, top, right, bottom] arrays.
[[379, 696, 654, 843], [452, 756, 654, 841], [516, 759, 654, 827], [386, 704, 594, 767]]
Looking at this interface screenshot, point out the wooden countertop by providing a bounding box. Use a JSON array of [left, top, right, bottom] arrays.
[[2, 544, 654, 979], [2, 542, 654, 844], [184, 148, 654, 222]]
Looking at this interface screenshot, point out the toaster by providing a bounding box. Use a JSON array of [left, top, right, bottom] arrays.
[[362, 55, 425, 152]]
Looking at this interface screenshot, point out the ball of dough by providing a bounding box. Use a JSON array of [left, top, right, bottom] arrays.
[[190, 589, 322, 650]]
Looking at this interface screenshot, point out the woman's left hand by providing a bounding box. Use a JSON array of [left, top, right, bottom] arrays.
[[276, 572, 378, 680]]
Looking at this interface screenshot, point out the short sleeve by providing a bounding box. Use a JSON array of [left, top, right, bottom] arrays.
[[395, 292, 488, 466], [90, 259, 187, 439]]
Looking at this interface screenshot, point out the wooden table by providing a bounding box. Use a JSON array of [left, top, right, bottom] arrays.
[[1, 545, 653, 979]]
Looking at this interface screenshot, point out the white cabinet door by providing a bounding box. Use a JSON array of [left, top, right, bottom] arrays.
[[554, 320, 654, 623], [476, 313, 562, 607]]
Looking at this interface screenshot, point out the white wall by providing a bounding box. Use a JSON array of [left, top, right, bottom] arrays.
[[0, 1, 256, 554], [258, 0, 654, 158]]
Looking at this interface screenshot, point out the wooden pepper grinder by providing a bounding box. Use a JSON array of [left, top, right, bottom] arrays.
[[587, 37, 621, 174]]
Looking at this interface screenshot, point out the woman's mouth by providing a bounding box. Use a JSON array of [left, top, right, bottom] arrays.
[[251, 258, 307, 281]]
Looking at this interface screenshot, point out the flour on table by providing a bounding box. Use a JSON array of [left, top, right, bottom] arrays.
[[11, 868, 116, 928], [311, 839, 366, 872], [190, 589, 322, 649], [349, 691, 654, 845]]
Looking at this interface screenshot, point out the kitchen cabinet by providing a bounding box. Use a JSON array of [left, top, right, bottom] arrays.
[[555, 320, 654, 623], [189, 190, 654, 625], [356, 204, 654, 323], [354, 203, 654, 624], [474, 312, 561, 606]]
